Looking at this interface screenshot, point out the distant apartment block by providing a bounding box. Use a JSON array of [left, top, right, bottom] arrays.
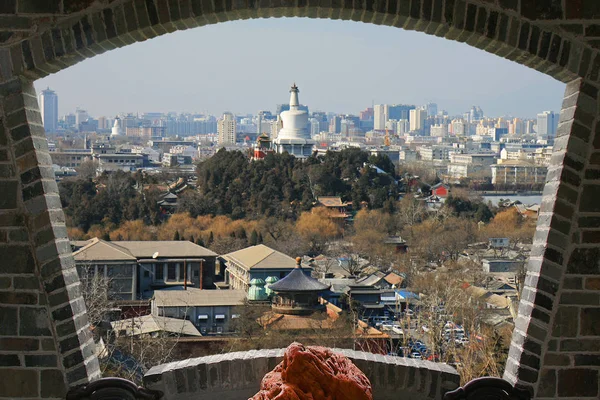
[[39, 88, 58, 133], [409, 108, 426, 133], [447, 152, 497, 179], [537, 111, 558, 137], [218, 112, 237, 145], [50, 149, 92, 168], [419, 145, 452, 161], [126, 126, 167, 138], [491, 160, 548, 185]]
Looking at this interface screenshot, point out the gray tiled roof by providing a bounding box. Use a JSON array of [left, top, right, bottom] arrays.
[[154, 288, 246, 307], [72, 238, 216, 262], [268, 267, 330, 292]]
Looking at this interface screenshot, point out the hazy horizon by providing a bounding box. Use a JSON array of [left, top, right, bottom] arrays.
[[34, 17, 566, 119]]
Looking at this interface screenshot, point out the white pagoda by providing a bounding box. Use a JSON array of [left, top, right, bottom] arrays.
[[273, 84, 314, 159]]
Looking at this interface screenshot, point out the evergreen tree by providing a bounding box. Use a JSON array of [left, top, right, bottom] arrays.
[[173, 231, 180, 241], [249, 230, 258, 246], [207, 231, 214, 246], [257, 232, 263, 243], [101, 232, 111, 241], [195, 237, 205, 247]]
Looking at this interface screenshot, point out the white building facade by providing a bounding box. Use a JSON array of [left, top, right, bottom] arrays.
[[217, 112, 237, 145], [39, 88, 58, 133]]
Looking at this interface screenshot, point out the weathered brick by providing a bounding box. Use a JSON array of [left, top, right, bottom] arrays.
[[25, 354, 57, 367], [544, 353, 570, 366], [19, 306, 52, 336], [0, 306, 16, 335], [560, 338, 600, 352], [66, 363, 90, 384], [552, 306, 578, 337], [0, 369, 37, 397], [0, 354, 20, 366], [41, 338, 56, 351], [13, 276, 39, 290], [558, 369, 599, 397], [586, 277, 600, 290], [9, 228, 29, 242], [581, 307, 600, 335], [537, 368, 556, 397], [0, 291, 37, 304], [567, 248, 600, 274], [0, 180, 18, 209], [563, 276, 582, 289], [0, 0, 16, 13], [40, 369, 67, 398], [0, 277, 9, 290], [560, 291, 600, 305], [0, 337, 38, 351], [574, 355, 600, 366]]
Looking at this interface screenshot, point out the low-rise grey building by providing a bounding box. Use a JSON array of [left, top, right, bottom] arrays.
[[73, 238, 218, 300], [482, 259, 524, 273], [152, 288, 246, 335]]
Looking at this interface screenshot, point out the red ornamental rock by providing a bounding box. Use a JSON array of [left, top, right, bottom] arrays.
[[250, 342, 373, 400]]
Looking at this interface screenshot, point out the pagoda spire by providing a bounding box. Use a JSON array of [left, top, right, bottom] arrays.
[[289, 83, 299, 108]]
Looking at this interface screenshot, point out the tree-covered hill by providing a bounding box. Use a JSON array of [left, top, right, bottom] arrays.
[[189, 148, 399, 219]]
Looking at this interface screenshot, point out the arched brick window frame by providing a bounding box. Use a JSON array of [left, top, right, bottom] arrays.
[[0, 1, 598, 398]]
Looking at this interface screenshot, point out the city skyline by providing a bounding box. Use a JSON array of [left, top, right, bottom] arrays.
[[34, 18, 565, 119]]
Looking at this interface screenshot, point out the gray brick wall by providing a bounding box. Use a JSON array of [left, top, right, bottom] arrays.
[[143, 348, 461, 400], [0, 76, 100, 399], [0, 0, 598, 399]]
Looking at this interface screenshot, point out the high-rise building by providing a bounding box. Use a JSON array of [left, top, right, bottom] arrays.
[[537, 111, 558, 137], [373, 104, 386, 130], [97, 116, 108, 130], [397, 119, 409, 135], [39, 88, 58, 133], [329, 115, 341, 134], [426, 102, 438, 117], [409, 108, 426, 133], [452, 119, 469, 136], [389, 104, 415, 120], [75, 108, 88, 130], [310, 118, 320, 136], [469, 106, 484, 122], [311, 112, 328, 132], [430, 124, 448, 137], [360, 108, 374, 121], [217, 112, 237, 145]]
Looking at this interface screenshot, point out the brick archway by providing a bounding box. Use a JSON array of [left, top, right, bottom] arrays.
[[0, 1, 599, 399]]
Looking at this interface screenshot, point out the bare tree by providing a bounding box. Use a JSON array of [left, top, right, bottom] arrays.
[[77, 264, 114, 329], [327, 241, 364, 277], [76, 159, 99, 180], [78, 264, 186, 385]]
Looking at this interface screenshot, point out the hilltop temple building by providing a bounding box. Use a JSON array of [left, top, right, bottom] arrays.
[[273, 84, 315, 158]]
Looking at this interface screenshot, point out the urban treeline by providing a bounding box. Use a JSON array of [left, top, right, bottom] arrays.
[[60, 148, 532, 261]]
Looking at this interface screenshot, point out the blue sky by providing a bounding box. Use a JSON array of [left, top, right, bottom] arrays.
[[34, 17, 566, 119]]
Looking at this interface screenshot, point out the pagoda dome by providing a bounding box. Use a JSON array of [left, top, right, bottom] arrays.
[[268, 258, 330, 293], [248, 278, 268, 301], [268, 257, 331, 316], [277, 84, 310, 141], [265, 276, 280, 297], [111, 117, 123, 137]]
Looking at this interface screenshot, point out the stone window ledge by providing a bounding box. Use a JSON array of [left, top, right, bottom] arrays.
[[144, 348, 460, 400]]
